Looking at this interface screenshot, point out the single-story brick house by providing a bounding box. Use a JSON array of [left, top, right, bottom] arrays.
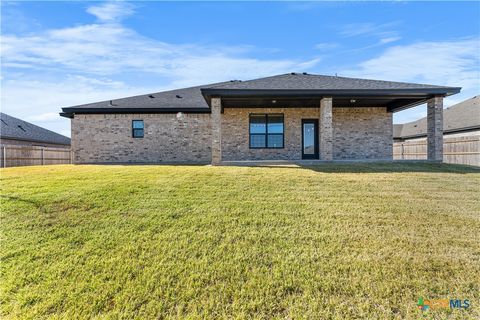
[[60, 73, 460, 165]]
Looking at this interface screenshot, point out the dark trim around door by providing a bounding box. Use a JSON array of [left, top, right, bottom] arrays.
[[301, 119, 319, 159]]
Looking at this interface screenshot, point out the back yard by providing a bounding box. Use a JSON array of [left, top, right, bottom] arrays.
[[1, 163, 479, 319]]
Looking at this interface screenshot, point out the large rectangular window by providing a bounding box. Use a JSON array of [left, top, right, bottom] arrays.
[[132, 120, 144, 138], [249, 114, 284, 149]]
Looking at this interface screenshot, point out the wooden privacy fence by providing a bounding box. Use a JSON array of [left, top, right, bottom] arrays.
[[393, 135, 480, 166], [0, 145, 72, 168], [2, 140, 479, 167]]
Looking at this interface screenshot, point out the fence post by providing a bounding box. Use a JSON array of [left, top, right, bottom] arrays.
[[41, 147, 45, 165], [3, 146, 6, 168], [401, 143, 404, 160]]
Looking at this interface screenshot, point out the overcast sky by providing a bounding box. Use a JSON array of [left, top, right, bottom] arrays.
[[1, 1, 479, 137]]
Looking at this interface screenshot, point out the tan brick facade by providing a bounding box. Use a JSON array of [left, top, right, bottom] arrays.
[[211, 97, 222, 165], [71, 107, 393, 163], [427, 97, 444, 161], [71, 113, 212, 163], [222, 107, 319, 161], [333, 107, 393, 160], [320, 98, 333, 160]]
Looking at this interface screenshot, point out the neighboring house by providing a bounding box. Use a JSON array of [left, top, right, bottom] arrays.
[[0, 113, 71, 148], [60, 73, 460, 165], [393, 96, 479, 166], [394, 96, 480, 142]]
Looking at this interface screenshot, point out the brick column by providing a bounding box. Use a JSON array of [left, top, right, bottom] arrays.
[[70, 117, 78, 164], [427, 96, 443, 161], [211, 97, 222, 165], [320, 97, 333, 160]]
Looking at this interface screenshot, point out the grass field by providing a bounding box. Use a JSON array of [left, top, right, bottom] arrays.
[[1, 163, 479, 319]]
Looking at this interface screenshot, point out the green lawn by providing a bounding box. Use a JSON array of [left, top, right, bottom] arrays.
[[1, 163, 479, 319]]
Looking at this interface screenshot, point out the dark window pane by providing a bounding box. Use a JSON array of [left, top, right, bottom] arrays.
[[250, 134, 266, 148], [267, 134, 283, 148], [133, 129, 144, 138], [250, 115, 266, 134], [133, 120, 144, 129], [249, 114, 284, 149], [267, 115, 284, 134]]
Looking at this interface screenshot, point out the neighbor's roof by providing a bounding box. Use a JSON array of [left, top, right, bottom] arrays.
[[394, 96, 480, 139], [61, 73, 461, 117], [0, 113, 71, 146]]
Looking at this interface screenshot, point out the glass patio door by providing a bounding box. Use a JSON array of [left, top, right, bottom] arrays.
[[302, 119, 319, 159]]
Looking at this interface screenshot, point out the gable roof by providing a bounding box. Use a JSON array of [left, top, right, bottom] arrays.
[[61, 73, 461, 117], [393, 96, 480, 139], [0, 113, 71, 146]]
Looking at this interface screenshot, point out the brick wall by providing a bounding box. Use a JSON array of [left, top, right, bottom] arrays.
[[70, 107, 393, 163], [333, 107, 393, 159], [222, 107, 320, 161], [222, 107, 392, 161], [71, 113, 211, 163]]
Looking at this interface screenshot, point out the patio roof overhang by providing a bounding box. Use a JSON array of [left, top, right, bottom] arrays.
[[201, 88, 461, 113]]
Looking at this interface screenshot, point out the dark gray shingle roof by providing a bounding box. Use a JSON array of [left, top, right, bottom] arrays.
[[0, 113, 71, 146], [394, 96, 480, 138], [205, 73, 450, 90], [61, 73, 461, 117], [62, 81, 232, 113]]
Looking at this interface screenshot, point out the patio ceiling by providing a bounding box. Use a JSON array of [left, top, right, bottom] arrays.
[[215, 93, 438, 113]]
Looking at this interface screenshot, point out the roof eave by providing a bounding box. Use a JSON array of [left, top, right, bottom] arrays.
[[0, 135, 70, 146], [397, 125, 480, 140], [201, 87, 461, 110], [59, 112, 73, 119], [60, 107, 212, 118], [201, 87, 461, 97]]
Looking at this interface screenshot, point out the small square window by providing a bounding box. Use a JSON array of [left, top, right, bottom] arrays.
[[132, 120, 144, 138]]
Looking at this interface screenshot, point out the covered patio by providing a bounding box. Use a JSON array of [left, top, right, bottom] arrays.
[[201, 73, 460, 165]]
